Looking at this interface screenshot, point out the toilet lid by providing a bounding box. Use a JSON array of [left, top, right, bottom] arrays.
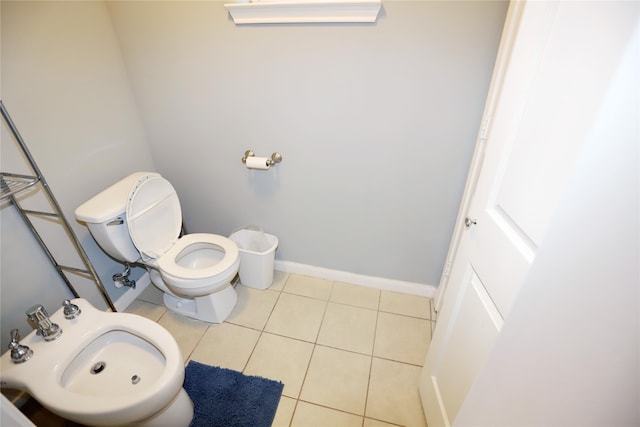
[[125, 174, 182, 260]]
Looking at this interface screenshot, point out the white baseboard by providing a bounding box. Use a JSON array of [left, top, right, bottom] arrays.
[[113, 261, 436, 311], [275, 260, 436, 298], [114, 272, 151, 312]]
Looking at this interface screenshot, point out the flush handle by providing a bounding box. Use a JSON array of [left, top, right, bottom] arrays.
[[464, 217, 477, 228]]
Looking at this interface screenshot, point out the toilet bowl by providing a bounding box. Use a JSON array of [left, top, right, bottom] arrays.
[[0, 299, 193, 427], [75, 172, 240, 323], [156, 234, 239, 297]]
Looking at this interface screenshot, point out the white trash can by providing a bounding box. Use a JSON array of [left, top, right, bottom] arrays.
[[229, 227, 278, 290]]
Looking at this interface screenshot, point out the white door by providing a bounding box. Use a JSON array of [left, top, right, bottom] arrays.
[[419, 1, 633, 425]]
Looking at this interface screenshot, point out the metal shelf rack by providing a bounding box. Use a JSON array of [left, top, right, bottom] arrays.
[[1, 101, 116, 312]]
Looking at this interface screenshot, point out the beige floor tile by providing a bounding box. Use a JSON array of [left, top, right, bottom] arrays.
[[227, 285, 279, 330], [265, 292, 327, 342], [284, 274, 334, 300], [364, 418, 402, 427], [189, 322, 260, 371], [125, 300, 166, 322], [374, 312, 431, 365], [272, 396, 297, 427], [380, 290, 431, 319], [244, 333, 314, 398], [292, 401, 363, 427], [137, 283, 165, 306], [330, 281, 380, 310], [300, 346, 371, 415], [157, 311, 209, 362], [366, 358, 427, 427], [317, 302, 377, 355], [130, 281, 436, 426], [269, 270, 289, 292]]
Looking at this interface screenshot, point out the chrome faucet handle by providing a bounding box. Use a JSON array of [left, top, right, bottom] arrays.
[[26, 304, 62, 341], [63, 300, 81, 319], [8, 329, 33, 364]]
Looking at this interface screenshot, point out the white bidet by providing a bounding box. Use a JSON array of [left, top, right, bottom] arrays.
[[0, 299, 193, 427]]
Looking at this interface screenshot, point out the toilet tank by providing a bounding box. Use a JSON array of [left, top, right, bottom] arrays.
[[75, 172, 159, 263]]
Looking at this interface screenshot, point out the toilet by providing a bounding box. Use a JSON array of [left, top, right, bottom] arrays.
[[75, 172, 240, 323]]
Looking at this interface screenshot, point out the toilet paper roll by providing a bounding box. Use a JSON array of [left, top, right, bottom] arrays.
[[245, 156, 271, 170]]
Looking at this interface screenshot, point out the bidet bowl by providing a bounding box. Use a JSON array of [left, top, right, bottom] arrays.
[[0, 299, 191, 426], [60, 330, 165, 397]]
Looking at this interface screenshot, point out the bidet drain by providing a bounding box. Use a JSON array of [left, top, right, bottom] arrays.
[[90, 361, 106, 374]]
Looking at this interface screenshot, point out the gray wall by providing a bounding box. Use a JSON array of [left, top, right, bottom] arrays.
[[0, 1, 155, 349], [107, 0, 507, 285], [1, 1, 506, 348]]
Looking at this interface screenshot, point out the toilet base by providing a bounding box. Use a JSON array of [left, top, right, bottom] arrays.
[[162, 285, 238, 323]]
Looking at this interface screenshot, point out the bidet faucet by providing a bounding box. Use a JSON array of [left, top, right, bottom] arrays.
[[26, 304, 62, 341], [63, 300, 81, 319], [8, 329, 33, 363]]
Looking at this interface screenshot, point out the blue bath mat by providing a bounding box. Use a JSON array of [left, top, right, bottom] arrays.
[[184, 360, 284, 427]]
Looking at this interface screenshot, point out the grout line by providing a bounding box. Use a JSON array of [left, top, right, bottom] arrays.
[[372, 354, 425, 369], [291, 340, 318, 423], [240, 328, 262, 374], [288, 398, 299, 427], [232, 282, 284, 372], [377, 308, 432, 321], [185, 323, 211, 364], [129, 273, 432, 426], [312, 281, 333, 343], [298, 281, 333, 389], [363, 307, 381, 423], [239, 286, 284, 374], [294, 398, 369, 421]]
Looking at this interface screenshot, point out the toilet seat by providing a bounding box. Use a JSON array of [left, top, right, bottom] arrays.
[[158, 233, 239, 282], [125, 174, 239, 293]]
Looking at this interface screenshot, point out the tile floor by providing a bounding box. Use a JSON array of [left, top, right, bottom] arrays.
[[126, 272, 437, 427]]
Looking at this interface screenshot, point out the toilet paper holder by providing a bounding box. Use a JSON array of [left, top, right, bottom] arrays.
[[241, 150, 283, 167]]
